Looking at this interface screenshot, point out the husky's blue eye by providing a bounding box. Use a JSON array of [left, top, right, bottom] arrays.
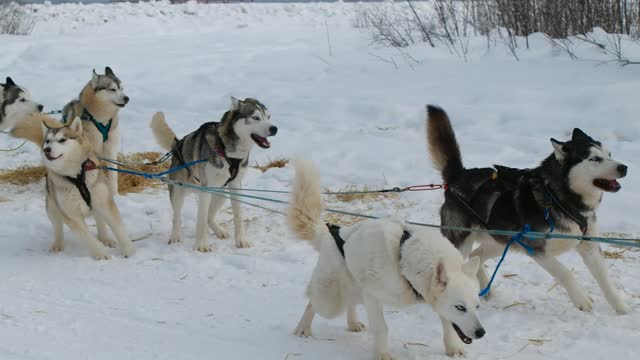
[[590, 156, 602, 162], [252, 116, 260, 121], [455, 305, 467, 312], [19, 98, 26, 102]]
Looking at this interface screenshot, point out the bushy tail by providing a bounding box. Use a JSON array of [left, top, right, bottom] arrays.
[[11, 113, 62, 146], [288, 159, 325, 251], [150, 112, 177, 151], [426, 105, 464, 183]]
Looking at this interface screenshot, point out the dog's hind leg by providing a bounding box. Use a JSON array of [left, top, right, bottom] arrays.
[[194, 192, 213, 252], [533, 254, 593, 312], [363, 294, 394, 360], [294, 302, 315, 337], [439, 315, 465, 357], [577, 240, 630, 314], [65, 218, 110, 260], [228, 178, 250, 249], [46, 198, 65, 253], [208, 195, 230, 239], [347, 304, 365, 332], [168, 185, 185, 245]]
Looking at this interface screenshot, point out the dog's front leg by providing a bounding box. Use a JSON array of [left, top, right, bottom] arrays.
[[577, 233, 630, 314], [439, 316, 465, 357], [65, 218, 111, 260], [93, 191, 135, 258], [363, 295, 394, 360], [46, 196, 65, 253], [194, 192, 213, 252], [347, 304, 366, 332], [294, 302, 315, 337], [533, 253, 593, 312], [103, 132, 119, 195], [227, 178, 250, 248]]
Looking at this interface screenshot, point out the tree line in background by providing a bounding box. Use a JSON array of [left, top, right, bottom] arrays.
[[356, 0, 640, 64]]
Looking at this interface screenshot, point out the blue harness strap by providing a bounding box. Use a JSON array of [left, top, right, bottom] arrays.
[[479, 224, 535, 297], [81, 109, 112, 142]]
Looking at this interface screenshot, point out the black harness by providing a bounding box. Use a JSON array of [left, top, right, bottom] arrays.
[[447, 170, 589, 235], [171, 124, 244, 187], [64, 159, 97, 208], [326, 223, 422, 301]]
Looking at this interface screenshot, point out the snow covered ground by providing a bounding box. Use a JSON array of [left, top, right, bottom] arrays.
[[1, 2, 639, 359]]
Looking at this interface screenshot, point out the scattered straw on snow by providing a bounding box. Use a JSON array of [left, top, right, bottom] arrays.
[[251, 158, 289, 173]]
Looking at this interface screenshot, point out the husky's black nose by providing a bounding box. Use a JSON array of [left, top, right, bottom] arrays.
[[269, 126, 278, 136], [37, 104, 44, 112], [475, 328, 485, 339], [618, 164, 628, 177], [123, 96, 130, 104], [43, 147, 51, 155]]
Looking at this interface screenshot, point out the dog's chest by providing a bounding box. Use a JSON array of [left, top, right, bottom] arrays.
[[50, 171, 100, 216], [545, 221, 582, 255]]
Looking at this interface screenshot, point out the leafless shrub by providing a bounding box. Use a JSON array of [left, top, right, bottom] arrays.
[[0, 1, 34, 35]]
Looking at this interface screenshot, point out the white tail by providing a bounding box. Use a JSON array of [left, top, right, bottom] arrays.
[[150, 112, 177, 151], [288, 159, 325, 251]]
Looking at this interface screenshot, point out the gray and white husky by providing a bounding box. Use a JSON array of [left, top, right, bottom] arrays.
[[426, 105, 630, 314], [150, 97, 277, 252], [289, 159, 485, 360], [9, 115, 135, 259], [0, 77, 43, 132], [62, 67, 129, 195]]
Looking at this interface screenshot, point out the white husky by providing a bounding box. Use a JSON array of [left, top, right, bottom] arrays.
[[288, 160, 486, 360]]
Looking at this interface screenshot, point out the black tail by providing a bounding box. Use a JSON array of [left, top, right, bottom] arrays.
[[426, 105, 464, 183]]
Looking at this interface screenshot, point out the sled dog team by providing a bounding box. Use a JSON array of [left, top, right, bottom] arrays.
[[0, 69, 631, 359]]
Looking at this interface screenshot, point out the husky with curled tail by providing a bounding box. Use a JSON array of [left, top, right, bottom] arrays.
[[426, 105, 630, 314], [289, 159, 485, 360]]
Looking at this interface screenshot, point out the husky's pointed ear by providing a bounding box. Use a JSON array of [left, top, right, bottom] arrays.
[[41, 120, 53, 136], [91, 69, 99, 88], [230, 96, 241, 111], [551, 138, 566, 161], [434, 259, 448, 289], [572, 128, 590, 141], [105, 66, 114, 77], [462, 256, 480, 277], [68, 116, 83, 134], [5, 77, 16, 87]]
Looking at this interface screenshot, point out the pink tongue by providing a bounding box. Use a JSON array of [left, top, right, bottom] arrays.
[[261, 138, 270, 147], [610, 180, 620, 187]]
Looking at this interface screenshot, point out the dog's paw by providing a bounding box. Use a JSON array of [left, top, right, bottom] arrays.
[[100, 237, 118, 248], [347, 321, 366, 332], [376, 352, 395, 360], [194, 242, 213, 253], [209, 222, 230, 239], [445, 342, 466, 357], [294, 324, 312, 337], [570, 291, 594, 312], [168, 235, 182, 245], [122, 246, 135, 258], [235, 239, 252, 249], [49, 243, 64, 253], [92, 252, 111, 261], [613, 298, 631, 315]]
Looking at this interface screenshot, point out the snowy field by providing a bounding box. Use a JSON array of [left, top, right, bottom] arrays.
[[1, 1, 639, 359]]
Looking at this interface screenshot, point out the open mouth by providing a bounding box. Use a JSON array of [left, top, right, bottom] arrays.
[[593, 179, 621, 193], [114, 102, 126, 108], [452, 323, 472, 344], [45, 154, 62, 161], [251, 134, 271, 149]]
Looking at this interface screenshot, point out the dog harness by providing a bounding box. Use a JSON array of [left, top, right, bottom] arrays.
[[326, 223, 422, 301], [65, 159, 98, 209], [62, 109, 112, 142], [213, 130, 244, 187], [544, 185, 588, 234]]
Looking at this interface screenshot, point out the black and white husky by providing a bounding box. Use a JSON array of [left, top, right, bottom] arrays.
[[151, 97, 277, 252], [0, 77, 43, 132], [426, 105, 630, 314]]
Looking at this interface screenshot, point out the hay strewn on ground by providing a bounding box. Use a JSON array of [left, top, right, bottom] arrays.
[[0, 165, 47, 185], [252, 158, 289, 173]]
